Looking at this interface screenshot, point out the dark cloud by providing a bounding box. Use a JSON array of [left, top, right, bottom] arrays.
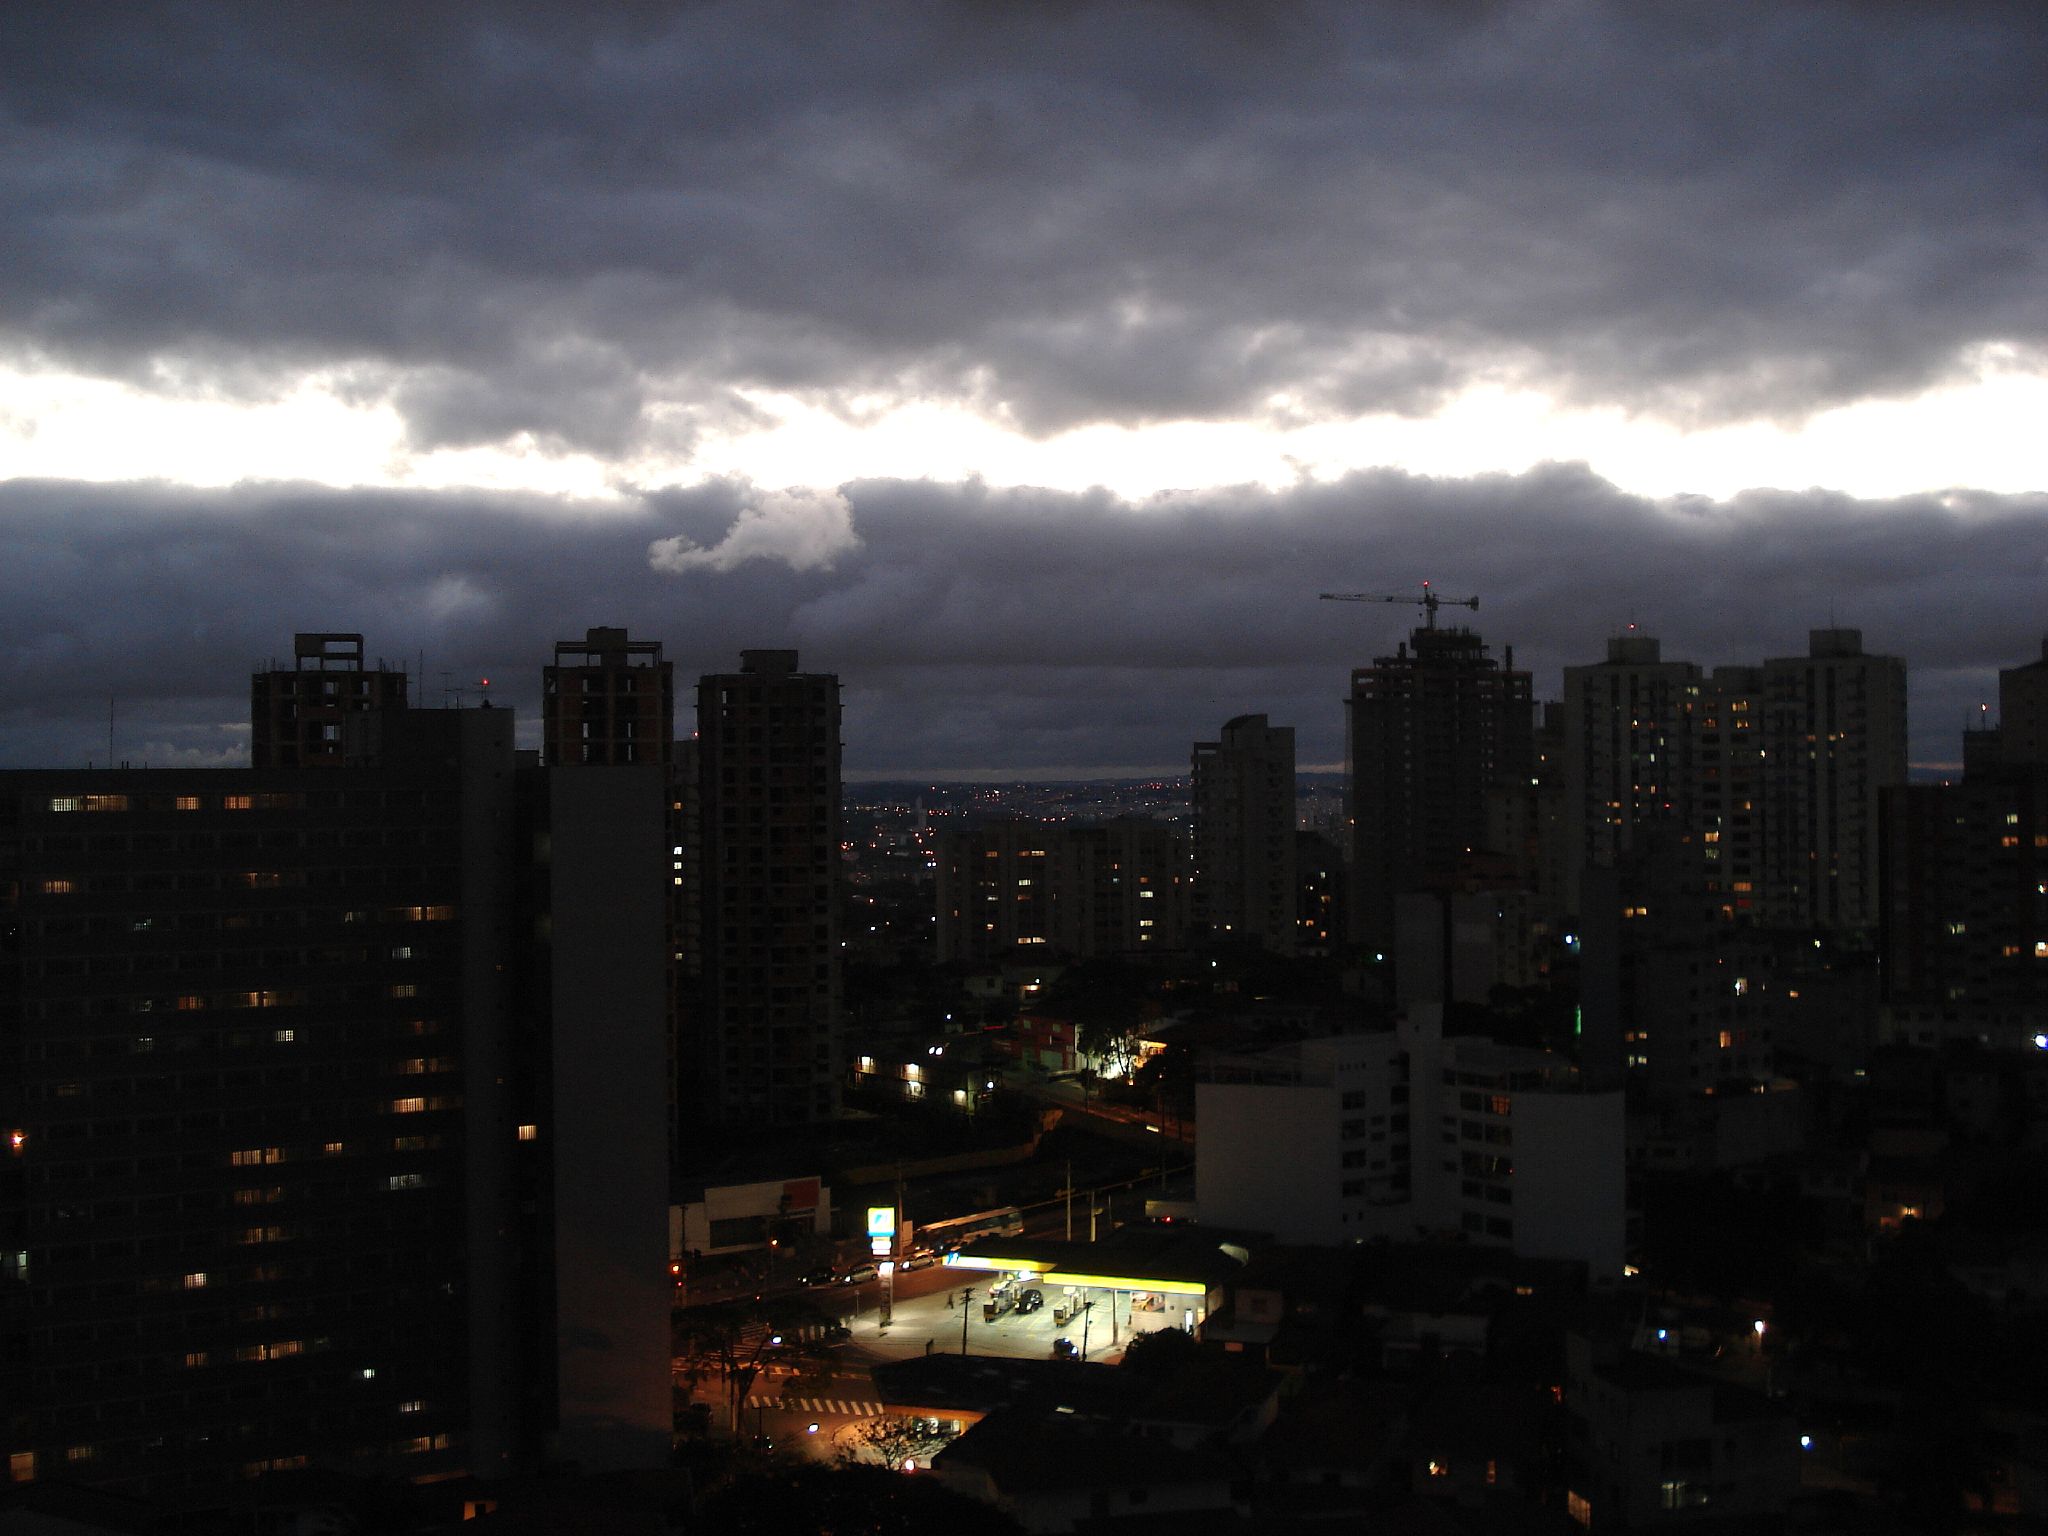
[[2, 1, 2042, 451], [0, 468, 2037, 775]]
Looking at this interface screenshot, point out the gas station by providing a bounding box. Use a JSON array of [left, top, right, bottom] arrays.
[[937, 1228, 1249, 1357]]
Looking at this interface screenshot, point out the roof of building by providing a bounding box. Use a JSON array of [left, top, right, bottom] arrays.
[[932, 1406, 1229, 1496]]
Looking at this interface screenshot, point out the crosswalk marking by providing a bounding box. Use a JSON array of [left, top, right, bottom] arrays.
[[746, 1394, 885, 1416]]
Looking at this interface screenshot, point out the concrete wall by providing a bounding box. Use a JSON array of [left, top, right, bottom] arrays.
[[1512, 1090, 1627, 1280], [546, 767, 671, 1471], [1196, 1080, 1340, 1243]]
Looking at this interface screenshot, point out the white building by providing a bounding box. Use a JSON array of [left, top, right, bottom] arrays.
[[1196, 1010, 1626, 1279]]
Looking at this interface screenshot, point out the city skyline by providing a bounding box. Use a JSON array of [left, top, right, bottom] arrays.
[[2, 4, 2044, 777]]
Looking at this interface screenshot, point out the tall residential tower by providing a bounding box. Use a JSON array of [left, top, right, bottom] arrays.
[[1190, 714, 1298, 953], [695, 651, 842, 1128], [1346, 617, 1534, 954]]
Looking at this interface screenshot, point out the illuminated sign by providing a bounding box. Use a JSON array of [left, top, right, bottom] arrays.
[[866, 1206, 896, 1239]]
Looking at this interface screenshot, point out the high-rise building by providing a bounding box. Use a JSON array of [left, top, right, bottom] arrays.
[[695, 650, 842, 1128], [934, 820, 1185, 965], [0, 706, 670, 1511], [541, 626, 673, 768], [1050, 821, 1186, 958], [1882, 638, 2048, 1027], [250, 633, 408, 769], [1563, 628, 1905, 936], [538, 627, 692, 1163], [1190, 714, 1297, 953], [1754, 630, 1905, 933], [1560, 634, 1701, 918], [1346, 618, 1534, 954]]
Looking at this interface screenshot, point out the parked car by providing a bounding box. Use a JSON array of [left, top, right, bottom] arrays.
[[902, 1252, 938, 1271], [839, 1263, 878, 1285], [1015, 1287, 1045, 1314]]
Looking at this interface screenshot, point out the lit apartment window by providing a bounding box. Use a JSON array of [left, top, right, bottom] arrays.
[[183, 1272, 208, 1289], [516, 1124, 538, 1142], [391, 1097, 427, 1114]]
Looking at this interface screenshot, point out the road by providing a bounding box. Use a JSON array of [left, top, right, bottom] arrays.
[[683, 1255, 1192, 1458]]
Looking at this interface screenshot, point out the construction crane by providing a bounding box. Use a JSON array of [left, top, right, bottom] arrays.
[[1319, 581, 1479, 630]]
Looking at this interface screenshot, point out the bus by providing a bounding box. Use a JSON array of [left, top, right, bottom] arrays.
[[914, 1206, 1024, 1254]]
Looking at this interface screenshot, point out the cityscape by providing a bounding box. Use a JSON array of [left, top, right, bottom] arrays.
[[4, 608, 2046, 1533], [6, 4, 2048, 1534]]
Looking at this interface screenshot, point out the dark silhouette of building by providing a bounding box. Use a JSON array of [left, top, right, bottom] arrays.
[[1191, 714, 1297, 953], [1563, 628, 1905, 934], [1345, 616, 1533, 955], [1882, 639, 2048, 1048], [695, 650, 842, 1128], [250, 633, 408, 768], [1561, 633, 1701, 919], [541, 626, 673, 768], [0, 701, 670, 1510], [934, 819, 1185, 964]]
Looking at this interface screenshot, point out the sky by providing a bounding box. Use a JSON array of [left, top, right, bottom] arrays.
[[1, 1, 2044, 777]]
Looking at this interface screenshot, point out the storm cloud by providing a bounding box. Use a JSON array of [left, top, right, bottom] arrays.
[[0, 468, 2038, 776], [2, 1, 2044, 452]]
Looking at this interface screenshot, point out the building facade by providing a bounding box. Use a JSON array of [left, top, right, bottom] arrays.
[[694, 650, 842, 1128], [935, 820, 1185, 965], [0, 707, 670, 1510], [540, 626, 673, 769], [1196, 1013, 1625, 1279], [250, 633, 409, 769], [1190, 714, 1298, 953], [1560, 635, 1701, 919], [1346, 621, 1534, 954]]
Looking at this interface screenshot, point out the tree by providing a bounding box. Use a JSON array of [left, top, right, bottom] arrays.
[[1119, 1325, 1199, 1379], [838, 1414, 959, 1470]]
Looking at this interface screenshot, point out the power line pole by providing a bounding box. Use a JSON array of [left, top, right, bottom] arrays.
[[959, 1289, 973, 1356]]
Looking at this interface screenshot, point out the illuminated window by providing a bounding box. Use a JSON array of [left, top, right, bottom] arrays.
[[38, 879, 74, 896], [183, 1351, 209, 1368], [322, 1141, 345, 1156], [391, 1098, 426, 1114], [516, 1123, 538, 1142], [222, 795, 253, 811], [174, 796, 201, 812], [183, 1272, 208, 1289]]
